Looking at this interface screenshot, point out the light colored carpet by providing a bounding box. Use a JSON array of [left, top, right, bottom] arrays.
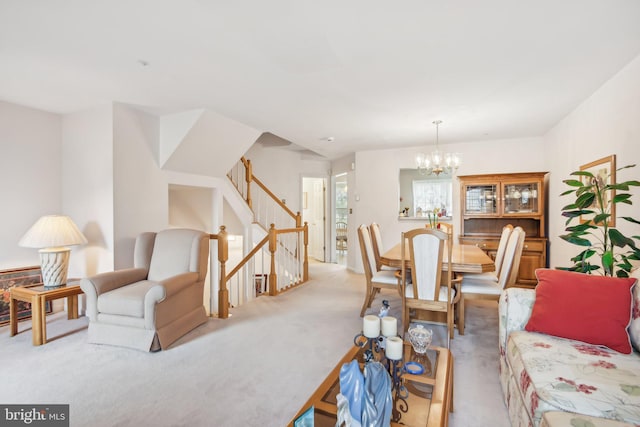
[[0, 262, 509, 427]]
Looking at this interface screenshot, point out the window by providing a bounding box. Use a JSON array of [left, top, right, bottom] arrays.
[[412, 179, 452, 217]]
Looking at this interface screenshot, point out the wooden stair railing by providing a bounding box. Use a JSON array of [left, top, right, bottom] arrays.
[[212, 223, 309, 319], [228, 157, 301, 230], [211, 158, 310, 318]]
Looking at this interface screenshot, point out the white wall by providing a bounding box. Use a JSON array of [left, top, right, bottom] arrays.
[[112, 103, 167, 269], [352, 137, 546, 272], [62, 104, 114, 278], [245, 144, 331, 215], [169, 185, 213, 231], [0, 101, 62, 269], [544, 53, 640, 271]]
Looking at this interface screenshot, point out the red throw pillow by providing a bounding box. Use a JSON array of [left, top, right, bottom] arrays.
[[525, 269, 636, 354]]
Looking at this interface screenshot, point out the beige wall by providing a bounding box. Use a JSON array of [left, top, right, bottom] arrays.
[[0, 101, 62, 269], [62, 104, 114, 277], [544, 53, 640, 271], [351, 137, 546, 272]]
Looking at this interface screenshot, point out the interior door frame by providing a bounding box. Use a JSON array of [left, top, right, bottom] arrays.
[[301, 174, 328, 262]]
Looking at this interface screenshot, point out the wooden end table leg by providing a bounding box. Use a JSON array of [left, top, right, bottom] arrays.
[[31, 295, 47, 346], [67, 295, 79, 319], [10, 294, 18, 337]]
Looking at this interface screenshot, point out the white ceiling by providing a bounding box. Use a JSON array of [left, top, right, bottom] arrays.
[[2, 1, 640, 160]]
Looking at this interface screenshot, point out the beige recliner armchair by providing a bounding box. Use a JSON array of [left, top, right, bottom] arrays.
[[81, 228, 209, 351]]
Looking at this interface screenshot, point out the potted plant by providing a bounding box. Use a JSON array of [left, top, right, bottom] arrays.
[[560, 162, 640, 277]]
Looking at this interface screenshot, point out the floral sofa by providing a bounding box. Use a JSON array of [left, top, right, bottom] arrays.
[[498, 269, 640, 427]]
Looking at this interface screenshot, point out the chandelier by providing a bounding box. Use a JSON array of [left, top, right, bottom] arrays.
[[416, 120, 461, 176]]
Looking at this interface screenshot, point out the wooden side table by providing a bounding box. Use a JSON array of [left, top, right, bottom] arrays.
[[10, 281, 83, 346]]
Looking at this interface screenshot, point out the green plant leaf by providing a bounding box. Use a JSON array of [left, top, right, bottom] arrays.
[[562, 203, 578, 210], [563, 179, 584, 187], [560, 189, 577, 196], [575, 192, 596, 209], [570, 249, 595, 262], [572, 171, 594, 178], [617, 270, 630, 278], [622, 217, 640, 225], [576, 186, 593, 197], [620, 179, 640, 187], [565, 223, 597, 233], [560, 235, 592, 246], [592, 213, 610, 225], [610, 228, 635, 248], [562, 210, 593, 218], [602, 251, 614, 275], [608, 183, 630, 191], [613, 193, 632, 204]]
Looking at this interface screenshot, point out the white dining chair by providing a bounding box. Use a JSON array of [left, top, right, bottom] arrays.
[[358, 224, 398, 317], [457, 226, 525, 335], [401, 227, 459, 348], [369, 223, 398, 271], [461, 224, 513, 284]]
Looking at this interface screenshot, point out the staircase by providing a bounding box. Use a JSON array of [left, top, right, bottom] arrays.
[[212, 157, 309, 318]]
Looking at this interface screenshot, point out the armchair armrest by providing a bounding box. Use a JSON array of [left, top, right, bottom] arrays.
[[81, 268, 148, 320], [143, 272, 199, 329], [498, 288, 536, 354], [157, 272, 200, 298], [81, 268, 149, 296]]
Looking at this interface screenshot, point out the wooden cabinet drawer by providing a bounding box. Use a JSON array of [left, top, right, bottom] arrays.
[[521, 240, 545, 252]]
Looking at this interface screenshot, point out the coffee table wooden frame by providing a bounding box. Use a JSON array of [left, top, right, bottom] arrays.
[[288, 343, 454, 426], [10, 282, 83, 346]]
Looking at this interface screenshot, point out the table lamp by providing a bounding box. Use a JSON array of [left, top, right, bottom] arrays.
[[19, 215, 88, 288]]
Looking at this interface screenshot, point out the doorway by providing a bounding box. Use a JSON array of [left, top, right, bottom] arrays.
[[335, 173, 348, 265], [302, 177, 326, 262]]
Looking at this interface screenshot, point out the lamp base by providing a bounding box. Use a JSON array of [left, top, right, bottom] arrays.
[[38, 247, 71, 288]]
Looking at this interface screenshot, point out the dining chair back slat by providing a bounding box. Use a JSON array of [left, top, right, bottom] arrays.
[[498, 226, 526, 289], [494, 224, 514, 275], [408, 232, 445, 301]]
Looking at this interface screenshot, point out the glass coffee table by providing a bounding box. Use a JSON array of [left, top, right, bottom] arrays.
[[288, 341, 453, 426]]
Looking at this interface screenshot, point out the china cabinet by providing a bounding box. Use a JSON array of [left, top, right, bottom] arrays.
[[458, 172, 549, 288]]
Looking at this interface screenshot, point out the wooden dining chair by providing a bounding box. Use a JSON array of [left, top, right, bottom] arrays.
[[401, 227, 458, 348], [358, 224, 399, 317], [460, 224, 513, 284], [369, 223, 397, 271], [336, 222, 348, 252], [457, 226, 525, 334]]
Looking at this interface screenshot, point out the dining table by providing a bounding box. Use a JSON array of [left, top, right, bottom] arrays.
[[380, 242, 495, 273]]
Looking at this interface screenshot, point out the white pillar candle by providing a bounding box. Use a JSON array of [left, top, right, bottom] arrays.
[[381, 316, 397, 337], [385, 336, 403, 360], [363, 315, 380, 338]]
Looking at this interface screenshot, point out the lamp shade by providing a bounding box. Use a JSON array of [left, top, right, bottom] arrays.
[[19, 215, 88, 249]]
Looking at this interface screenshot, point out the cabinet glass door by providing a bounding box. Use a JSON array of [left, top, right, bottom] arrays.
[[502, 182, 540, 214], [464, 184, 498, 215]]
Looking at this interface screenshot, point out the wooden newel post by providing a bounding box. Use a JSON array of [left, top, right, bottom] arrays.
[[217, 226, 229, 319], [303, 221, 309, 281], [268, 223, 278, 296], [295, 212, 302, 228], [245, 159, 253, 210]]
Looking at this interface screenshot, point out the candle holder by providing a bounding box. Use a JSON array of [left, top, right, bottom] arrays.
[[387, 357, 409, 423], [353, 332, 383, 355]]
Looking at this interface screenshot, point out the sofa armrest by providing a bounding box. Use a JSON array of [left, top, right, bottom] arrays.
[[498, 288, 536, 354]]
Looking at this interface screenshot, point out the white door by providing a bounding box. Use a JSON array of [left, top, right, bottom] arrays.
[[303, 177, 326, 262]]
